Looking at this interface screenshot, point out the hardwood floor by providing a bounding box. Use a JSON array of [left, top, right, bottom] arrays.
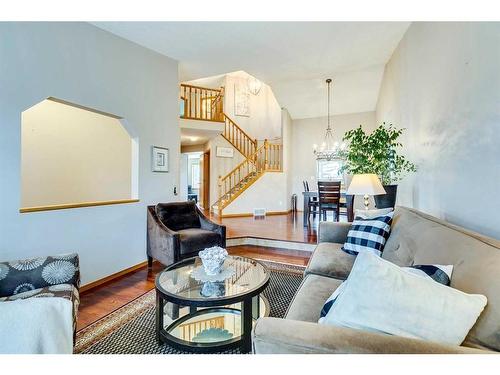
[[77, 261, 164, 330], [77, 245, 311, 331], [209, 210, 347, 244]]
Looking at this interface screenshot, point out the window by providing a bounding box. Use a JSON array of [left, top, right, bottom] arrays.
[[20, 98, 138, 212], [317, 159, 344, 181]]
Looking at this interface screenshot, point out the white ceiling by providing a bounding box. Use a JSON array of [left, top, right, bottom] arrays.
[[92, 22, 410, 119]]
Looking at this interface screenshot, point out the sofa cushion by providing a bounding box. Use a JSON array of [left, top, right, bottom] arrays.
[[0, 254, 80, 298], [305, 242, 356, 280], [285, 274, 343, 322], [155, 202, 201, 232], [178, 228, 222, 255], [382, 206, 500, 351]]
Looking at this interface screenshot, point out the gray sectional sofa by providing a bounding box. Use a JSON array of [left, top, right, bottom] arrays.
[[252, 206, 500, 354]]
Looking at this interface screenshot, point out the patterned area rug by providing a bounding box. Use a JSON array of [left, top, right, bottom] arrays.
[[75, 260, 304, 354]]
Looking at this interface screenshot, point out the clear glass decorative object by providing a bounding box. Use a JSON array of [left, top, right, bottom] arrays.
[[198, 246, 228, 275]]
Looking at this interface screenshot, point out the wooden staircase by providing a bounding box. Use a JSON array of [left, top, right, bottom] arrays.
[[222, 114, 257, 158], [180, 83, 283, 216], [212, 140, 282, 215]]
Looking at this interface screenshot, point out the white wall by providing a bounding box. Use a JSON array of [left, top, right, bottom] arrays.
[[291, 111, 377, 209], [208, 136, 245, 206], [180, 154, 189, 201], [21, 99, 134, 208], [223, 172, 288, 215], [282, 109, 294, 210], [223, 72, 282, 141], [0, 22, 180, 284], [376, 22, 500, 239]]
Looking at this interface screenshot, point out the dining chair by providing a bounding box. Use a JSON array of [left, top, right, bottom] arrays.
[[303, 180, 319, 219], [317, 180, 341, 221]]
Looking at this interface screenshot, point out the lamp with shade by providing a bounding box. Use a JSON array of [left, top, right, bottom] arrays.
[[346, 174, 386, 210]]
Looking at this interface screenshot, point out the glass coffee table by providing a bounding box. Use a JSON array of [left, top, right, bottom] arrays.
[[155, 255, 270, 353]]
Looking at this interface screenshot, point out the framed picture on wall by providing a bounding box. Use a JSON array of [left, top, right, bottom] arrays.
[[216, 146, 234, 158], [152, 146, 169, 172], [234, 83, 250, 117]]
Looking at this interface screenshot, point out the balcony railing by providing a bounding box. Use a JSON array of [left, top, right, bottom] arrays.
[[180, 84, 224, 122]]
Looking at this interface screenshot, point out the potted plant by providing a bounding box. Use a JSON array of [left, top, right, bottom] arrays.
[[339, 123, 417, 208]]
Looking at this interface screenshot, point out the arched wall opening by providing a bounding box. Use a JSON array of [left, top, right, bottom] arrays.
[[20, 97, 139, 212]]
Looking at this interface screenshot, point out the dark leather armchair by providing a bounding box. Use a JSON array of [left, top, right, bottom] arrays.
[[147, 201, 226, 267]]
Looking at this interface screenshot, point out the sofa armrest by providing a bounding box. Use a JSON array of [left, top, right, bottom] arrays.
[[252, 318, 488, 354], [196, 207, 226, 247], [318, 222, 351, 244], [147, 207, 180, 265]]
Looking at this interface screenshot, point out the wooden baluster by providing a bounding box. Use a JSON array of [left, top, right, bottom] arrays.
[[202, 89, 205, 119], [191, 87, 194, 118], [206, 89, 209, 119], [184, 86, 188, 118], [236, 128, 239, 151], [274, 145, 277, 169], [195, 88, 199, 119], [264, 139, 269, 170], [190, 86, 194, 118]]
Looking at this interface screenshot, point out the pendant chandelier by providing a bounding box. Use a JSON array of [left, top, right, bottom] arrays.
[[247, 76, 262, 95], [313, 78, 345, 160]]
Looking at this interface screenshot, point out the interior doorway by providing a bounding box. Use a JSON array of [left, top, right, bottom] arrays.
[[180, 152, 202, 205], [180, 150, 210, 210], [200, 150, 210, 210]]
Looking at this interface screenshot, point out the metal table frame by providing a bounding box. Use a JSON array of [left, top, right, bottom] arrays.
[[155, 256, 270, 353]]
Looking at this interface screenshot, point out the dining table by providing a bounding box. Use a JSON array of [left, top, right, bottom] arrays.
[[302, 190, 354, 226]]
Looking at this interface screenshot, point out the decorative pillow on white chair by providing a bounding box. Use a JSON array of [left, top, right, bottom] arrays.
[[342, 211, 394, 256], [319, 263, 453, 323], [321, 252, 487, 346]]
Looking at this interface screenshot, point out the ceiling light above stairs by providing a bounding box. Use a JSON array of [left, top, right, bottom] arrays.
[[247, 76, 262, 95]]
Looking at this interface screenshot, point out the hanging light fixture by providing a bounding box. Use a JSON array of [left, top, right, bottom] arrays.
[[247, 76, 262, 95], [313, 78, 345, 160]]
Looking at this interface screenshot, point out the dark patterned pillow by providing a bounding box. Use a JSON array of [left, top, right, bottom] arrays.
[[0, 253, 80, 298]]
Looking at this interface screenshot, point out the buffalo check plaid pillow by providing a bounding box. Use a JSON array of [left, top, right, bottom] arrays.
[[341, 211, 394, 257]]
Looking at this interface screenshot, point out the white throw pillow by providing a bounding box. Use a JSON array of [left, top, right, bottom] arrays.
[[322, 252, 487, 346], [319, 263, 453, 323], [354, 207, 393, 219]]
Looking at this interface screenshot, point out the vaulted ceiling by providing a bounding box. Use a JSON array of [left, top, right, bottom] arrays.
[[92, 22, 410, 119]]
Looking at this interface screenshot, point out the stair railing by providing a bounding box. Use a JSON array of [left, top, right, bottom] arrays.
[[214, 140, 283, 212], [180, 84, 224, 122], [222, 114, 257, 158]]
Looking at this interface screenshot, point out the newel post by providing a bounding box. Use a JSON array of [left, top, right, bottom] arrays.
[[264, 139, 269, 170]]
